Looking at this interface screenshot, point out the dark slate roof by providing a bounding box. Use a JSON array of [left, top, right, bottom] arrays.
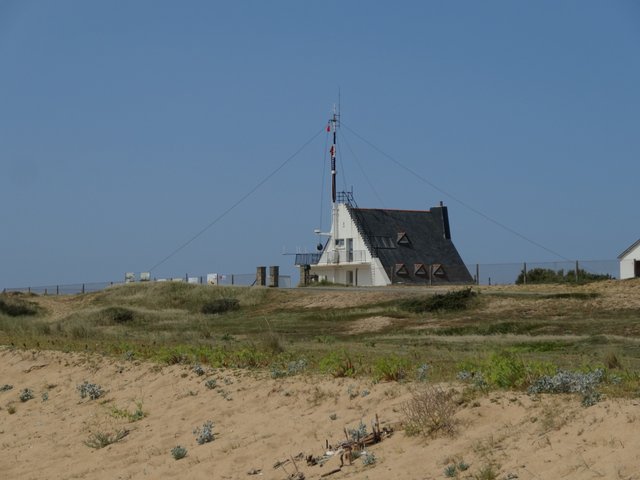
[[618, 238, 640, 259], [347, 205, 473, 284]]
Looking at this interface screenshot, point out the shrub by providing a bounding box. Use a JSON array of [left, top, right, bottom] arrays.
[[193, 364, 206, 376], [0, 384, 13, 392], [401, 288, 477, 313], [347, 421, 367, 441], [205, 378, 217, 389], [194, 420, 215, 444], [484, 351, 527, 389], [77, 381, 104, 400], [516, 267, 612, 285], [101, 306, 135, 324], [0, 297, 38, 316], [373, 355, 410, 382], [528, 369, 605, 407], [19, 388, 34, 402], [444, 464, 457, 477], [361, 451, 376, 466], [201, 298, 239, 315], [171, 445, 187, 460], [401, 385, 457, 437], [416, 363, 430, 382]]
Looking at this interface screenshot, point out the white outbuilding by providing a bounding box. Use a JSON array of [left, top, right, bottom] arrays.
[[618, 239, 640, 279]]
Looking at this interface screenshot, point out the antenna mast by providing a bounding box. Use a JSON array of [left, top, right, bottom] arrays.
[[329, 104, 339, 204]]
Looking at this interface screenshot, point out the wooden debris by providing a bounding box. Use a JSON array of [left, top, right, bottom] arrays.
[[320, 467, 342, 477], [275, 413, 393, 479]]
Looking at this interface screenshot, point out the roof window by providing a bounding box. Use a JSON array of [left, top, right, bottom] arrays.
[[395, 263, 409, 275], [397, 232, 411, 245]]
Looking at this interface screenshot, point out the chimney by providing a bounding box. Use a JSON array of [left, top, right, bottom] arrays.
[[437, 202, 451, 240]]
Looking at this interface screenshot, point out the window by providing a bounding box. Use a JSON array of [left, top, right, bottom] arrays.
[[414, 263, 427, 276], [397, 232, 411, 245], [395, 263, 409, 275], [335, 238, 345, 248]]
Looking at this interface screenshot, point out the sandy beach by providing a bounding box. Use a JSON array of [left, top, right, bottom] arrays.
[[1, 347, 639, 480]]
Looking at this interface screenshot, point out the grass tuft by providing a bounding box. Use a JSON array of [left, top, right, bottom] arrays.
[[84, 429, 129, 449]]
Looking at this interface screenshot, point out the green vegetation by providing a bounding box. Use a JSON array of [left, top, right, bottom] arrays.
[[373, 355, 411, 382], [398, 288, 478, 313], [516, 267, 612, 285], [84, 429, 129, 449], [0, 294, 39, 317], [110, 401, 146, 422], [1, 280, 640, 398], [201, 298, 240, 314]]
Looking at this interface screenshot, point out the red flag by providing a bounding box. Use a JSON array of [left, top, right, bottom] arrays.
[[326, 124, 331, 132]]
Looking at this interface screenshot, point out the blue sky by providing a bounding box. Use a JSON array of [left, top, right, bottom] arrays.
[[1, 1, 639, 287]]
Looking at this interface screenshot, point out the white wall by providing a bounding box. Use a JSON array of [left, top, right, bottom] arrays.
[[620, 242, 640, 279], [311, 204, 390, 286]]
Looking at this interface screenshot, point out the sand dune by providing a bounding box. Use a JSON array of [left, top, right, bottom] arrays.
[[1, 347, 639, 480]]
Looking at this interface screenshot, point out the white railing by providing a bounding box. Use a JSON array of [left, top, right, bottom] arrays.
[[321, 249, 368, 264]]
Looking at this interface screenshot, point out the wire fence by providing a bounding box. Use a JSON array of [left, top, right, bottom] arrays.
[[466, 259, 621, 286], [1, 259, 628, 294], [2, 272, 292, 296]]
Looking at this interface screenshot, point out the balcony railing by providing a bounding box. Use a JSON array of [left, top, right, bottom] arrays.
[[294, 253, 322, 265], [295, 250, 368, 266]]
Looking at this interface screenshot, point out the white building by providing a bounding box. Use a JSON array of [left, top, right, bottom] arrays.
[[295, 197, 472, 287], [618, 239, 640, 280]]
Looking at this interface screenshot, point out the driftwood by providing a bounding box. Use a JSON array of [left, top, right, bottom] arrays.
[[277, 414, 393, 479], [320, 467, 342, 477]]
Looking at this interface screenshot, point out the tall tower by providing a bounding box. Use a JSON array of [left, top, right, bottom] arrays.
[[328, 106, 339, 263]]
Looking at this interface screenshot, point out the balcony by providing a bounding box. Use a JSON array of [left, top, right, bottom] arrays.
[[294, 253, 322, 266], [295, 250, 368, 266]]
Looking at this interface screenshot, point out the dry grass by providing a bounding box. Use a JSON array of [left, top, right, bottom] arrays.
[[2, 279, 640, 393]]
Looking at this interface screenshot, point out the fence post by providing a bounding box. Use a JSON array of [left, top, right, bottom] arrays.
[[231, 274, 234, 285], [56, 285, 59, 295], [28, 287, 31, 294], [82, 284, 85, 294], [575, 260, 579, 283], [476, 264, 480, 285], [523, 262, 527, 285], [44, 288, 48, 296]]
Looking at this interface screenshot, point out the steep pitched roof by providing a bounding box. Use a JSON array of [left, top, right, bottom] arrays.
[[618, 238, 640, 259], [347, 205, 473, 284]]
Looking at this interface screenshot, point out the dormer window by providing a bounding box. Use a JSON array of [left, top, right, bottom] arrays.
[[432, 264, 445, 276], [395, 263, 409, 275], [414, 263, 427, 276], [397, 232, 410, 245]]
